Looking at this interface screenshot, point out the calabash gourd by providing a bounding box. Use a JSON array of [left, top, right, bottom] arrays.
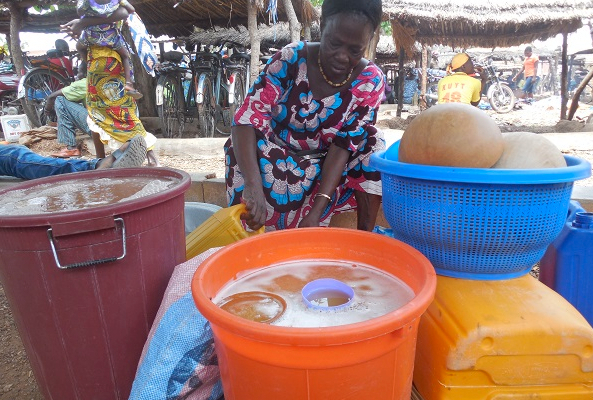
[[492, 131, 566, 169], [398, 103, 504, 168]]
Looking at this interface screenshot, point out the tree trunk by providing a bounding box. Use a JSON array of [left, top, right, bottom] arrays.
[[248, 0, 261, 85], [282, 0, 301, 43], [567, 67, 593, 120], [560, 32, 569, 120], [7, 3, 24, 77], [303, 25, 311, 41], [122, 26, 157, 118]]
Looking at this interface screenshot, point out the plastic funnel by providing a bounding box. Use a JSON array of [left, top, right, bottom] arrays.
[[302, 278, 354, 310]]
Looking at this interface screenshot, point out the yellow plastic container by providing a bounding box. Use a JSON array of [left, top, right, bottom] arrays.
[[413, 274, 593, 400], [186, 204, 264, 259]]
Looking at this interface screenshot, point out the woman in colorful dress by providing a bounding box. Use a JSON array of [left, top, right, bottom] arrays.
[[61, 7, 159, 166], [226, 0, 384, 231]]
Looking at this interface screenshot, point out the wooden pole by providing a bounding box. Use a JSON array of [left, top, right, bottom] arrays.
[[560, 32, 569, 120], [567, 68, 593, 120], [281, 0, 300, 43], [420, 45, 428, 109], [397, 47, 405, 117], [248, 0, 261, 85]]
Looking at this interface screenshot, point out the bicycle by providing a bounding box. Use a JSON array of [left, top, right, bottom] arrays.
[[17, 49, 76, 127], [195, 40, 250, 137], [155, 47, 198, 138]]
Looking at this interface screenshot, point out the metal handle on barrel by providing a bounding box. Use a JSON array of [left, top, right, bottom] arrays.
[[47, 217, 127, 269]]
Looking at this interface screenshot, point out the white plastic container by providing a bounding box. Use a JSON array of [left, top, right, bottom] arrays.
[[0, 114, 31, 142]]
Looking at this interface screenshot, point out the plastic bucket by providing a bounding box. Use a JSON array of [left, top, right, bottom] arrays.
[[191, 228, 436, 400], [0, 167, 190, 400]]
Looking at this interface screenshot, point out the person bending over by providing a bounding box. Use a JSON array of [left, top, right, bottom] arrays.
[[226, 0, 385, 232]]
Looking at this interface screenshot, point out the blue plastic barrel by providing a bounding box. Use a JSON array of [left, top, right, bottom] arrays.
[[539, 200, 593, 326]]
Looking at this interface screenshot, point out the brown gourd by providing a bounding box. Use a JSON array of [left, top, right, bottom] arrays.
[[398, 103, 504, 168], [492, 131, 566, 169]]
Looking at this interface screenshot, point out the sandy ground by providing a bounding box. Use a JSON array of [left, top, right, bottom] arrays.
[[1, 97, 593, 399]]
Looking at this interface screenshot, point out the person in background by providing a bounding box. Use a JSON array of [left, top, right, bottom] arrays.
[[437, 52, 487, 107], [75, 0, 142, 99], [61, 7, 160, 166], [0, 135, 146, 180], [226, 0, 385, 232], [44, 61, 91, 158], [513, 46, 539, 101]]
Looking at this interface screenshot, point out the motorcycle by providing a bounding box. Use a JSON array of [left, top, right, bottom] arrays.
[[0, 65, 22, 116], [475, 57, 516, 113]]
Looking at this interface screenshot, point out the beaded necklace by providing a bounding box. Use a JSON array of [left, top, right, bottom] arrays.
[[317, 50, 354, 87]]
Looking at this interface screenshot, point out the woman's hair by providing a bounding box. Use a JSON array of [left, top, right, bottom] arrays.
[[321, 0, 382, 32]]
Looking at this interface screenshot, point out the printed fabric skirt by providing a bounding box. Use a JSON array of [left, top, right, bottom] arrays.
[[224, 129, 384, 231], [86, 45, 156, 150]]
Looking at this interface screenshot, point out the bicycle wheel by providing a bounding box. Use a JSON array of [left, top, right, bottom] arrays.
[[156, 74, 185, 138], [21, 68, 70, 127], [230, 73, 246, 122], [197, 76, 216, 138], [487, 83, 515, 114]]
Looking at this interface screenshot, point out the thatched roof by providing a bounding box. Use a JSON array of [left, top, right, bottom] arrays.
[[189, 22, 320, 53], [383, 0, 593, 54], [135, 0, 317, 38], [0, 0, 317, 37]]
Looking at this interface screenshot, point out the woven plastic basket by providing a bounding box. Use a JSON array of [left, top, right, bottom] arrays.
[[370, 141, 592, 279]]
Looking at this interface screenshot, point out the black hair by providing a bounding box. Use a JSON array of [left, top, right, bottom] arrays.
[[525, 46, 533, 52], [55, 39, 69, 52], [321, 0, 383, 32]]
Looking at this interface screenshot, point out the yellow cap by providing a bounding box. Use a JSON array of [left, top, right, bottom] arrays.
[[450, 53, 470, 70]]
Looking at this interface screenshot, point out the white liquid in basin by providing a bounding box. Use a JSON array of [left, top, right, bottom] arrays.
[[213, 259, 415, 328]]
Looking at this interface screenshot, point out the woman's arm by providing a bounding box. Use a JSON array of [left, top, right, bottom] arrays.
[[231, 125, 267, 231], [298, 144, 350, 228], [61, 6, 130, 38]]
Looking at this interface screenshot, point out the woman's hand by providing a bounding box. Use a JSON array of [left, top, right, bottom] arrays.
[[298, 211, 322, 228], [61, 19, 83, 40], [241, 184, 267, 231]]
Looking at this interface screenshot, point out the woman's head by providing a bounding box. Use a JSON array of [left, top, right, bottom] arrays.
[[321, 0, 382, 34], [318, 0, 382, 81]]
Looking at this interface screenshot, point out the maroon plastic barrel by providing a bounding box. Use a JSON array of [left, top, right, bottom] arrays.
[[0, 167, 190, 400]]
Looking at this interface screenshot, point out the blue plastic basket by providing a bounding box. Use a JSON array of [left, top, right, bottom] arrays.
[[370, 141, 592, 280]]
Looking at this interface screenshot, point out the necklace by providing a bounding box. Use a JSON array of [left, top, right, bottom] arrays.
[[317, 50, 353, 87]]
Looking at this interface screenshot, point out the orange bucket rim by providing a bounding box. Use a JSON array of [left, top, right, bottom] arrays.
[[191, 227, 437, 345]]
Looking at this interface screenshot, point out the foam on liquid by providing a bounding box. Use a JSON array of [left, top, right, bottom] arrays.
[[0, 177, 177, 215], [213, 259, 415, 328]]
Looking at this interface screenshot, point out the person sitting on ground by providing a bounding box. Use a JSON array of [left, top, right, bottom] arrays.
[[44, 61, 92, 158], [512, 46, 539, 101], [0, 136, 146, 180], [226, 0, 385, 232], [76, 0, 142, 99], [437, 52, 487, 107]]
